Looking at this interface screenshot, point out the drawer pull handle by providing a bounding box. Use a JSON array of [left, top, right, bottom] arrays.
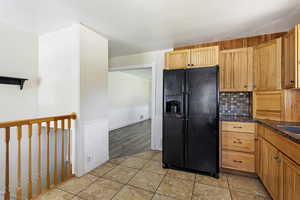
[[233, 126, 242, 128], [233, 141, 242, 144], [233, 160, 243, 163]]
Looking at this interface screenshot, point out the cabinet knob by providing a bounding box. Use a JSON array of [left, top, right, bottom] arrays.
[[272, 156, 279, 160], [244, 85, 247, 88]]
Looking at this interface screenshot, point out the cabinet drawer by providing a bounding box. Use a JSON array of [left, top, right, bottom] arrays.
[[222, 150, 255, 172], [222, 122, 255, 133], [222, 132, 255, 153]]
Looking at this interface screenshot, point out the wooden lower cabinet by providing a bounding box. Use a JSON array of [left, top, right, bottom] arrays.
[[261, 139, 280, 199], [257, 124, 300, 200], [279, 152, 300, 200], [221, 121, 255, 173], [222, 150, 255, 172], [256, 135, 263, 178]]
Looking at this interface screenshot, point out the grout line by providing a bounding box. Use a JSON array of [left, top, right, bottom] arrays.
[[150, 166, 168, 200], [108, 164, 142, 200], [191, 173, 196, 200]]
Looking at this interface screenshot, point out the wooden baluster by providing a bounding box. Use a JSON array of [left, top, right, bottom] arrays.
[[16, 126, 22, 200], [61, 119, 65, 181], [28, 124, 33, 199], [4, 127, 10, 200], [67, 118, 72, 177], [54, 120, 59, 184], [37, 122, 42, 195], [46, 121, 50, 188]]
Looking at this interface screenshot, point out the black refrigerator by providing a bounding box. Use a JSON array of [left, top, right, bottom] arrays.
[[163, 66, 219, 178]]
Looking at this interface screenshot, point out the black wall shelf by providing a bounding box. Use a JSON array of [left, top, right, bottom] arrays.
[[0, 76, 28, 90]]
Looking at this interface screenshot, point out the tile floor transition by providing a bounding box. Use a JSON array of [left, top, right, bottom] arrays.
[[38, 150, 272, 200]]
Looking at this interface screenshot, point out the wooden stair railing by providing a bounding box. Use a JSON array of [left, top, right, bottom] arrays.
[[0, 112, 77, 200]]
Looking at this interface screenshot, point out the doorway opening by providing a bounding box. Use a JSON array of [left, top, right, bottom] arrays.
[[108, 64, 155, 159]]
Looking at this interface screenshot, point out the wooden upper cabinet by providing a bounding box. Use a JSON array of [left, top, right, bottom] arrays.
[[220, 48, 253, 91], [189, 46, 219, 68], [283, 25, 300, 89], [165, 49, 190, 70], [253, 38, 282, 91], [279, 152, 300, 200], [165, 46, 219, 70]]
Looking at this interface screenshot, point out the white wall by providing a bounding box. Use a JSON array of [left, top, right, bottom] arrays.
[[0, 22, 38, 198], [0, 23, 38, 121], [108, 71, 150, 130], [110, 49, 172, 150], [79, 25, 109, 173], [38, 25, 80, 117], [38, 24, 109, 175]]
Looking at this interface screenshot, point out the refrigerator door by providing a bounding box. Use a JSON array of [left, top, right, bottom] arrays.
[[163, 69, 185, 168], [186, 66, 219, 175]]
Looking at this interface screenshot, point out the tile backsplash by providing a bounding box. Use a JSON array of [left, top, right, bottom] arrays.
[[220, 92, 251, 116]]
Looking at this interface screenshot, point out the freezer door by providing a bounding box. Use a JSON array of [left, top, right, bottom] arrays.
[[163, 69, 186, 168], [186, 66, 219, 174], [163, 69, 185, 96], [163, 117, 185, 168]]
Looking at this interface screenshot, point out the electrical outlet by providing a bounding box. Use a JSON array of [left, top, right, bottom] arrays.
[[140, 115, 144, 119]]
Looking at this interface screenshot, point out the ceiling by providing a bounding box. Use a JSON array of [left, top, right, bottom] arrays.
[[119, 69, 152, 81], [1, 0, 300, 57]]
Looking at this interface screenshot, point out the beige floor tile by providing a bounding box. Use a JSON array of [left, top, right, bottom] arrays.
[[227, 174, 269, 197], [36, 189, 74, 200], [167, 169, 196, 181], [58, 174, 98, 195], [89, 162, 116, 177], [196, 173, 228, 188], [72, 197, 83, 200], [152, 152, 162, 162], [133, 151, 158, 160], [152, 194, 179, 200], [109, 156, 127, 165], [112, 185, 153, 200], [121, 157, 148, 169], [157, 176, 194, 200], [193, 183, 231, 200], [128, 171, 164, 192], [231, 190, 271, 200], [142, 160, 168, 175], [103, 165, 139, 184], [78, 178, 123, 200]]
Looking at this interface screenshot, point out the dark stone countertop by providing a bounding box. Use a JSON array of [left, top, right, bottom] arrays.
[[220, 115, 256, 123], [256, 119, 300, 145]]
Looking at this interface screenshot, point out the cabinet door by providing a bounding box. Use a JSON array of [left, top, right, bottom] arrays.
[[261, 139, 280, 199], [190, 46, 219, 68], [256, 125, 264, 179], [279, 152, 300, 200], [283, 27, 297, 88], [220, 48, 253, 91], [253, 91, 283, 121], [219, 49, 234, 90], [165, 50, 190, 70], [254, 38, 282, 91]]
